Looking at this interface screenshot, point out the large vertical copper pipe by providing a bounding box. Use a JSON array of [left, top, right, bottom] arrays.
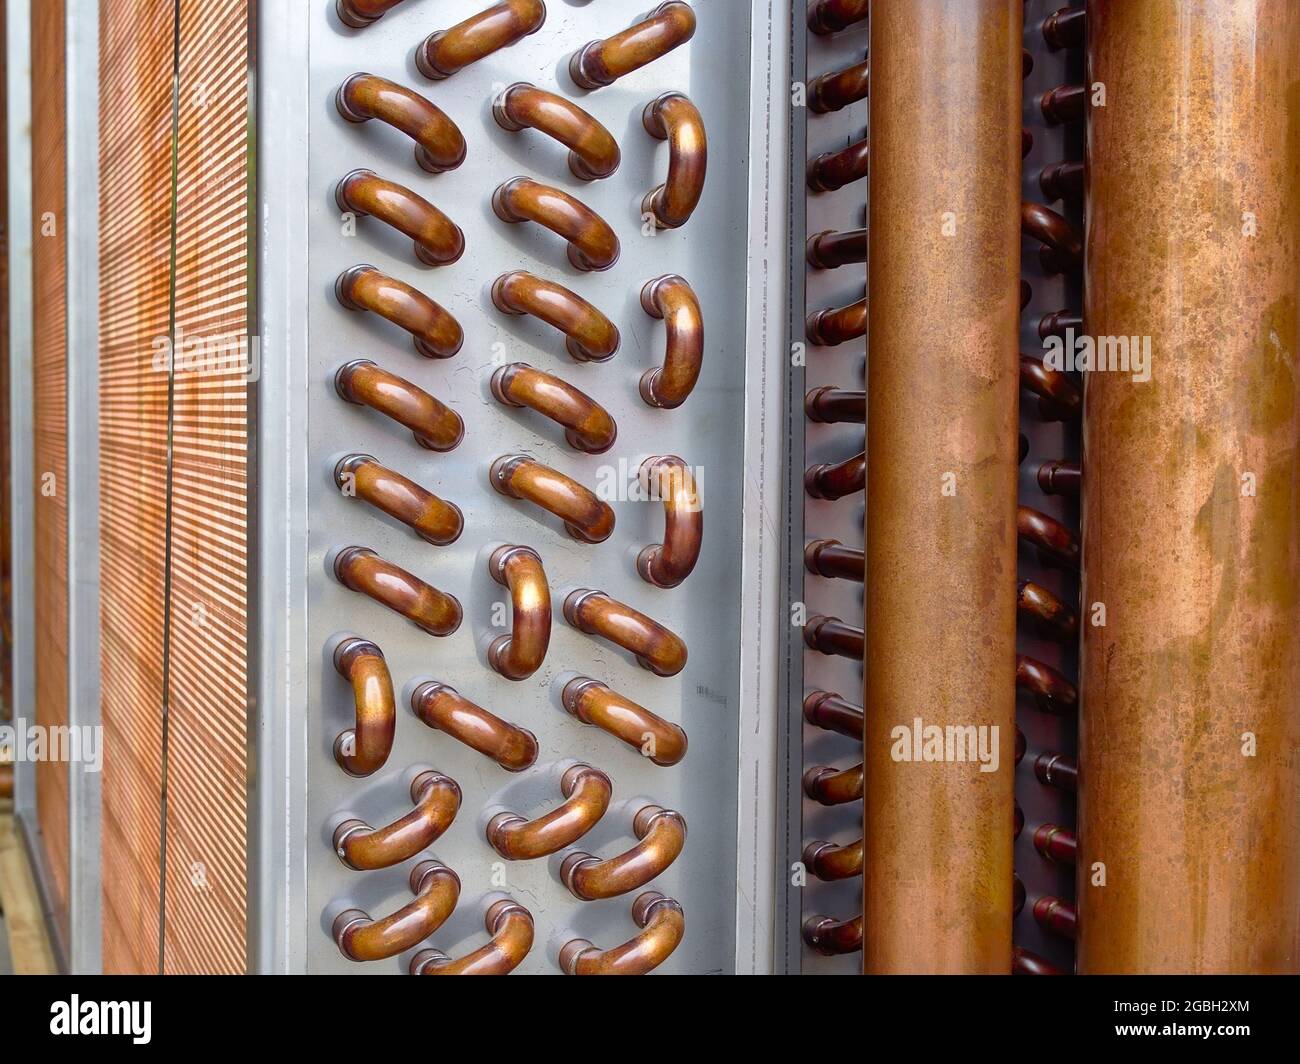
[[1080, 0, 1300, 974], [865, 1, 1021, 974]]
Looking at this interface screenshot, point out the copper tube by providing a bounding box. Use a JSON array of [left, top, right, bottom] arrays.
[[1033, 823, 1076, 865], [1081, 1, 1300, 975], [1017, 580, 1078, 642], [1016, 654, 1077, 716], [1017, 505, 1079, 569], [486, 763, 611, 860], [332, 771, 462, 870], [1019, 353, 1080, 421], [337, 0, 405, 29], [1034, 751, 1077, 793], [805, 450, 865, 500], [332, 861, 460, 962], [1036, 458, 1080, 497], [808, 59, 869, 115], [807, 228, 867, 270], [804, 538, 864, 583], [641, 93, 707, 230], [562, 589, 687, 677], [491, 270, 620, 364], [491, 362, 616, 454], [1033, 896, 1077, 940], [808, 0, 870, 34], [803, 837, 863, 881], [335, 169, 464, 267], [561, 677, 687, 767], [561, 804, 687, 900], [335, 73, 466, 174], [0, 764, 12, 800], [568, 2, 697, 90], [807, 137, 869, 193], [334, 546, 462, 636], [335, 359, 464, 452], [492, 177, 619, 272], [804, 386, 865, 424], [1039, 159, 1083, 201], [1037, 308, 1081, 340], [492, 82, 619, 181], [486, 545, 551, 681], [1021, 201, 1082, 273], [334, 453, 463, 546], [802, 690, 863, 740], [409, 899, 534, 975], [803, 762, 864, 806], [410, 681, 538, 772], [335, 264, 463, 359], [806, 297, 866, 346], [865, 0, 1021, 975], [559, 892, 684, 975], [804, 614, 863, 661], [1042, 6, 1084, 49], [416, 0, 546, 79], [1040, 83, 1084, 124], [636, 456, 702, 588], [489, 454, 615, 544], [638, 274, 703, 409], [331, 637, 396, 777], [1012, 946, 1063, 975], [802, 914, 863, 956]]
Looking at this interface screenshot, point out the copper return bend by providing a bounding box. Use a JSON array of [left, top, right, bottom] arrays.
[[486, 763, 612, 860], [332, 861, 460, 961], [492, 177, 619, 272], [803, 913, 863, 955], [562, 676, 688, 767], [561, 804, 687, 900], [491, 270, 620, 363], [805, 450, 865, 500], [803, 837, 864, 881], [332, 637, 396, 777], [409, 898, 534, 975], [334, 453, 463, 546], [335, 73, 466, 173], [641, 93, 707, 230], [416, 0, 547, 80], [335, 359, 464, 452], [335, 264, 463, 359], [334, 546, 463, 636], [804, 762, 865, 806], [411, 681, 538, 772], [637, 455, 702, 588], [487, 545, 551, 681], [807, 296, 867, 346], [335, 169, 464, 267], [559, 892, 685, 975], [639, 274, 703, 409], [807, 0, 870, 35], [337, 0, 407, 30], [569, 2, 697, 90], [493, 82, 620, 180], [490, 362, 617, 454], [562, 588, 687, 677], [489, 454, 615, 544], [333, 770, 462, 870]]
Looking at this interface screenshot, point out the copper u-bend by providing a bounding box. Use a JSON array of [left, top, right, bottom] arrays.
[[491, 270, 620, 363], [803, 762, 864, 806], [569, 2, 697, 90], [409, 898, 534, 974], [492, 177, 619, 272], [1037, 458, 1081, 497], [562, 677, 688, 767], [637, 455, 702, 588], [335, 454, 463, 546], [491, 362, 617, 454], [335, 359, 464, 452], [335, 73, 466, 173], [804, 538, 864, 583], [806, 227, 866, 269], [1017, 505, 1080, 568], [639, 275, 703, 409], [802, 690, 863, 740], [641, 93, 707, 230], [808, 59, 869, 114], [335, 169, 464, 267], [333, 770, 462, 870], [804, 386, 865, 424], [1018, 579, 1078, 642], [561, 804, 687, 900], [334, 546, 462, 636], [808, 0, 869, 35], [804, 614, 863, 660], [332, 637, 396, 776], [1016, 653, 1077, 716], [493, 83, 620, 180], [803, 837, 864, 881], [1020, 353, 1081, 420], [411, 681, 538, 772], [416, 0, 546, 80], [490, 454, 615, 544], [337, 0, 406, 28], [808, 137, 869, 193], [332, 861, 460, 961], [562, 588, 687, 677], [335, 264, 463, 359], [559, 892, 685, 975], [1034, 823, 1077, 864], [1022, 200, 1083, 271], [802, 913, 863, 955], [805, 451, 865, 500], [486, 763, 611, 860], [487, 545, 551, 681], [807, 296, 867, 345]]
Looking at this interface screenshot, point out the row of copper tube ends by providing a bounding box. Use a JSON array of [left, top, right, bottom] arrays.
[[326, 0, 706, 977]]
